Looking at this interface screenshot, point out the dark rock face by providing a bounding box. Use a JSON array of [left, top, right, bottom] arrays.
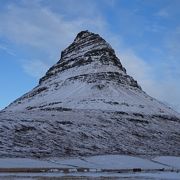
[[64, 72, 140, 89], [39, 31, 135, 87], [1, 30, 180, 158]]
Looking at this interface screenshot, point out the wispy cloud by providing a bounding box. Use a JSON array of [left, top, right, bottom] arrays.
[[156, 9, 169, 18], [0, 0, 106, 76], [0, 44, 16, 56], [0, 0, 106, 50], [165, 26, 180, 59], [22, 59, 50, 78]]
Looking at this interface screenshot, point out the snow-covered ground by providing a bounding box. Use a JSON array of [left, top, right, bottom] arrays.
[[0, 109, 180, 157], [0, 155, 179, 179]]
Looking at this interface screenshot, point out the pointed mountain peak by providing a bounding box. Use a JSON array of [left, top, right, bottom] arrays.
[[74, 30, 93, 42], [73, 30, 107, 44], [39, 30, 132, 86], [73, 30, 102, 41], [59, 30, 113, 63]]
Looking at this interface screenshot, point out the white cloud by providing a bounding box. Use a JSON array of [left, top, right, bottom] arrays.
[[0, 1, 106, 50], [0, 44, 16, 56], [165, 27, 180, 59], [22, 60, 50, 78], [116, 49, 157, 95], [156, 9, 169, 18], [0, 0, 106, 76]]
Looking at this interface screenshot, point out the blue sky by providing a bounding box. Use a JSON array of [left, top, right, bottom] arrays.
[[0, 0, 180, 112]]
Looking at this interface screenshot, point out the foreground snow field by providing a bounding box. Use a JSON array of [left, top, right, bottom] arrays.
[[0, 155, 179, 179]]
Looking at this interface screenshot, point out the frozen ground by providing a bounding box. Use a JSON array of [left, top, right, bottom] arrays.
[[0, 155, 179, 179], [1, 109, 180, 157]]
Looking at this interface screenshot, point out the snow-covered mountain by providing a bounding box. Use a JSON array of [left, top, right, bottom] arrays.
[[0, 30, 180, 157]]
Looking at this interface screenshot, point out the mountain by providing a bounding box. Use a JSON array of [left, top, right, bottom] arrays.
[[0, 30, 180, 158]]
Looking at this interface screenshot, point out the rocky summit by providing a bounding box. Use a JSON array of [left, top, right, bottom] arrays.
[[0, 30, 180, 158]]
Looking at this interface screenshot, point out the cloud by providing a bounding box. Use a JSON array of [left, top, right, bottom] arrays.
[[165, 27, 180, 59], [156, 9, 169, 18], [0, 44, 16, 56], [22, 60, 50, 78], [119, 50, 154, 89], [0, 0, 106, 50], [0, 0, 106, 76]]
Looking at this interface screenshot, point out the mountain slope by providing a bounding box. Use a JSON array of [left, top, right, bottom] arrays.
[[0, 30, 180, 157], [4, 31, 178, 116]]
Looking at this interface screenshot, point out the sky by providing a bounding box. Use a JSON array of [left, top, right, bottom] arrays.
[[0, 0, 180, 112]]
